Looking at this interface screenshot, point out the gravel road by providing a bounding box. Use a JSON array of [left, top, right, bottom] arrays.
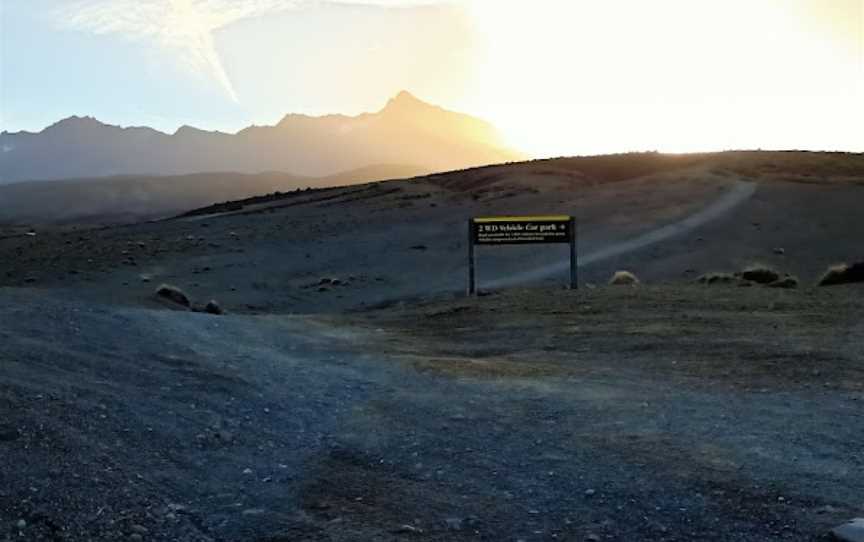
[[2, 284, 862, 541]]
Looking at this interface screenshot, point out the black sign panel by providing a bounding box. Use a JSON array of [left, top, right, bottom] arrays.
[[472, 216, 572, 245]]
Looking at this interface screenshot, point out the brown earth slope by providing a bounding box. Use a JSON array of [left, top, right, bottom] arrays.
[[2, 151, 864, 541]]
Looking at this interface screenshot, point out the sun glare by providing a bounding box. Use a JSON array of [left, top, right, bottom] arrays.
[[465, 0, 863, 157]]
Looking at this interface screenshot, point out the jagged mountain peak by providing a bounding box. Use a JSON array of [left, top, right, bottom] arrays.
[[382, 90, 437, 113]]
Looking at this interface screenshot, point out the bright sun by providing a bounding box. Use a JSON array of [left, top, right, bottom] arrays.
[[464, 0, 863, 157]]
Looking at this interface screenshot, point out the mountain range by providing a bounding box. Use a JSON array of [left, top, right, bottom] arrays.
[[0, 92, 524, 184]]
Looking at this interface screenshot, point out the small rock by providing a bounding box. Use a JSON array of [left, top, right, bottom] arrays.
[[584, 489, 596, 497], [773, 247, 786, 255], [242, 508, 265, 516], [586, 535, 602, 542], [131, 524, 148, 535], [242, 468, 253, 475], [16, 519, 26, 529]]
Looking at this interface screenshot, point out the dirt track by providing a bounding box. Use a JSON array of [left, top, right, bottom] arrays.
[[485, 180, 757, 288]]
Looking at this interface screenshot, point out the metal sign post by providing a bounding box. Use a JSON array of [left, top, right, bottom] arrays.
[[468, 219, 477, 295], [467, 215, 576, 295]]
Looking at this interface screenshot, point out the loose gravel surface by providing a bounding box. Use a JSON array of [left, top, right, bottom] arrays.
[[2, 284, 863, 541]]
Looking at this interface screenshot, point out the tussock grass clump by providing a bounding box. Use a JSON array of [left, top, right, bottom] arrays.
[[740, 264, 780, 285], [697, 272, 738, 285], [609, 271, 640, 286], [818, 263, 864, 287], [204, 300, 224, 315], [155, 284, 191, 308], [768, 275, 799, 289]]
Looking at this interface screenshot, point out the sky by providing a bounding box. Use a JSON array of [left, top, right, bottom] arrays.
[[1, 0, 862, 157]]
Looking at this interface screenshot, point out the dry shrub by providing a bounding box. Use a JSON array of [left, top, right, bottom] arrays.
[[697, 272, 738, 286], [204, 300, 224, 315], [155, 284, 191, 308], [609, 271, 640, 286], [740, 264, 780, 285], [768, 275, 799, 289], [818, 263, 864, 286]]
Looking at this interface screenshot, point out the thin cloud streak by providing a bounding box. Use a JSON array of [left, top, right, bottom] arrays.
[[56, 0, 284, 102], [56, 0, 444, 102]]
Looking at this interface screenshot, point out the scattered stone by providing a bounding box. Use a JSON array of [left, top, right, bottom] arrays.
[[586, 534, 602, 542], [16, 519, 26, 529], [242, 508, 265, 516], [584, 489, 596, 497], [155, 284, 191, 308], [773, 247, 786, 255], [832, 518, 864, 542], [130, 524, 149, 535]]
